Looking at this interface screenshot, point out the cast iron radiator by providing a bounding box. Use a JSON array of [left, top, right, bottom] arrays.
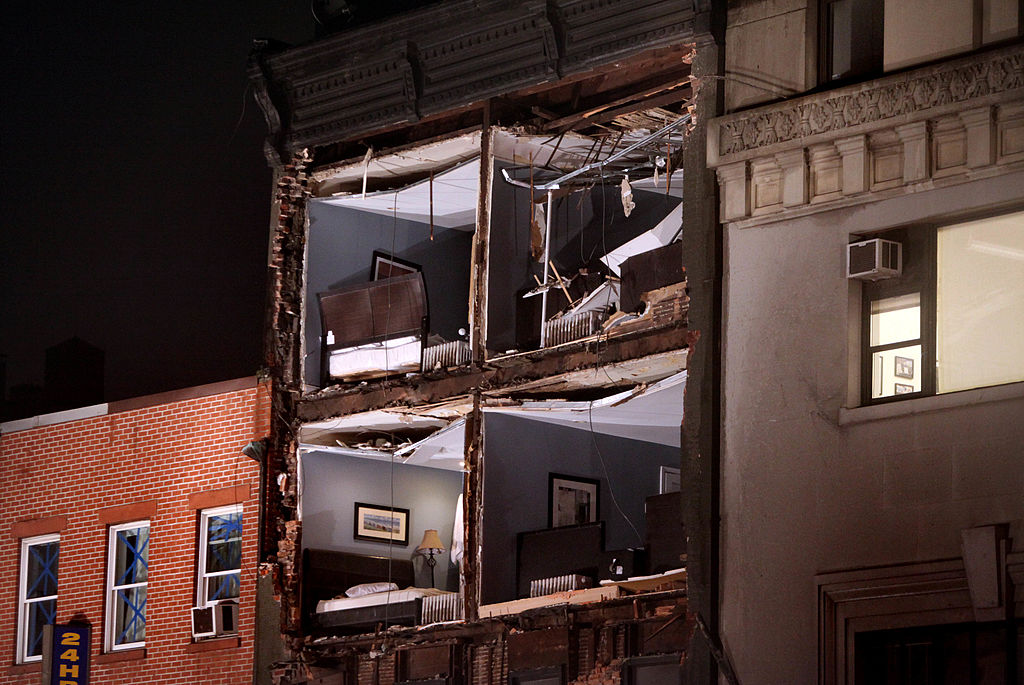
[[529, 574, 593, 598], [422, 340, 471, 370], [421, 592, 463, 623], [542, 311, 604, 347]]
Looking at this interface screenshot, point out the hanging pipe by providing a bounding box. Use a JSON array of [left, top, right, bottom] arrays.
[[539, 189, 554, 347]]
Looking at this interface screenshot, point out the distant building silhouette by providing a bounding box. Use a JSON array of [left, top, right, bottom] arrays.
[[43, 337, 105, 413]]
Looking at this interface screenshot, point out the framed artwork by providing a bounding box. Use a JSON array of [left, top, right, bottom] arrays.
[[548, 473, 600, 528], [371, 250, 420, 280], [659, 466, 681, 494], [894, 356, 914, 379], [353, 502, 410, 545], [894, 383, 914, 394]]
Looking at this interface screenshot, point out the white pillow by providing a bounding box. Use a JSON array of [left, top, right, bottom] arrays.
[[345, 582, 398, 598]]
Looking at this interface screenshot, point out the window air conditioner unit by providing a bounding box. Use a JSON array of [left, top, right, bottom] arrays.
[[191, 601, 238, 638], [846, 238, 902, 280]]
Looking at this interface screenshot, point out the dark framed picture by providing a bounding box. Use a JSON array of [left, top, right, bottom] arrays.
[[894, 383, 915, 394], [894, 356, 914, 379], [353, 502, 410, 545], [371, 250, 420, 280], [548, 473, 600, 528]]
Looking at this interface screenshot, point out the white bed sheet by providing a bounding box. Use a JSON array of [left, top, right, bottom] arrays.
[[316, 587, 452, 614], [328, 335, 421, 379]]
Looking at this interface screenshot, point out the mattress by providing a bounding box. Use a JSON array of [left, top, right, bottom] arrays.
[[316, 586, 451, 614], [328, 334, 422, 379]]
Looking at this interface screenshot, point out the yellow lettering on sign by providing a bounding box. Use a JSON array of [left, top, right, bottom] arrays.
[[60, 632, 80, 645], [59, 663, 79, 678], [60, 681, 78, 685], [59, 647, 80, 661]]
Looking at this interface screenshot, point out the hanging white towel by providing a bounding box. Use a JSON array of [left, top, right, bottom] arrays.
[[451, 493, 464, 565]]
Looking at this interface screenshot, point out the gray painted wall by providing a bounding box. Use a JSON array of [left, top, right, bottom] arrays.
[[480, 412, 678, 604], [304, 201, 473, 387], [721, 170, 1024, 683], [299, 450, 464, 591]]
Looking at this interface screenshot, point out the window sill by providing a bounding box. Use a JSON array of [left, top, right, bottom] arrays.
[[839, 381, 1024, 426], [7, 662, 41, 676], [96, 648, 146, 664], [185, 636, 240, 653]]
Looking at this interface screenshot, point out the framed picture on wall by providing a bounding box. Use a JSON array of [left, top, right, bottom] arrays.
[[353, 502, 410, 545], [371, 250, 420, 280], [894, 383, 914, 394], [894, 356, 914, 379], [548, 474, 600, 528]]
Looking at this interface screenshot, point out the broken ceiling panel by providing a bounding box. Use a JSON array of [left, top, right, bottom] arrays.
[[313, 132, 481, 196], [317, 158, 480, 228], [484, 371, 685, 447], [298, 397, 473, 448]]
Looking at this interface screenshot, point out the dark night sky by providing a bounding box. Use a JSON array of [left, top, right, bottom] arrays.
[[1, 3, 313, 405]]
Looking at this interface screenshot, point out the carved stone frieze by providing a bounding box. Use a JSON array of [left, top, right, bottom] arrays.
[[709, 45, 1024, 224], [712, 45, 1024, 163]]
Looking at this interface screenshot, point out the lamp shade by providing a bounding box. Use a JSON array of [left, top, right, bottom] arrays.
[[416, 529, 445, 554]]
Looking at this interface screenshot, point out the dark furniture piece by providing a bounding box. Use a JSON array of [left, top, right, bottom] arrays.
[[644, 493, 685, 574], [598, 548, 648, 582], [515, 522, 604, 599], [303, 548, 418, 633], [620, 242, 685, 314], [317, 272, 428, 382]]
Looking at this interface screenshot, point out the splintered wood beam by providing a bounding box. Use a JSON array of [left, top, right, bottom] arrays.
[[297, 326, 688, 421], [543, 79, 692, 132], [463, 393, 483, 622]]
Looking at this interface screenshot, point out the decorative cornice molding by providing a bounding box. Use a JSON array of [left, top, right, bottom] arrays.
[[251, 0, 695, 154], [711, 44, 1024, 165]]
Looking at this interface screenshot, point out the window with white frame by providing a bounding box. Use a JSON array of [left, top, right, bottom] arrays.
[[861, 210, 1024, 403], [17, 534, 59, 663], [105, 521, 149, 651], [197, 505, 242, 607]]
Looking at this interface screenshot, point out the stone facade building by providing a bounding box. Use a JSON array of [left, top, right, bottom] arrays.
[[706, 1, 1024, 683]]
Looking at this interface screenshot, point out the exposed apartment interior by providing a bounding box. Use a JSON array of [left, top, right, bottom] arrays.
[[302, 125, 688, 389], [292, 118, 691, 633]]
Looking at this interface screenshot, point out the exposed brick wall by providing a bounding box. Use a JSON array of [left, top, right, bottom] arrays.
[[0, 382, 268, 685]]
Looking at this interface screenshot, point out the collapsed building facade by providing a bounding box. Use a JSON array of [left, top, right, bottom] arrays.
[[248, 2, 720, 683]]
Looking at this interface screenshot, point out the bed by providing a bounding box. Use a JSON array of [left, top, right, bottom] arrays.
[[317, 272, 428, 383], [303, 548, 458, 633]]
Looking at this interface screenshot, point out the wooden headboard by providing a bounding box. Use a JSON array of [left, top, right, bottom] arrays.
[[516, 522, 605, 599], [302, 549, 416, 620]]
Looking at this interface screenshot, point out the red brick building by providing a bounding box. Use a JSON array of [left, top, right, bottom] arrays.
[[0, 377, 269, 685]]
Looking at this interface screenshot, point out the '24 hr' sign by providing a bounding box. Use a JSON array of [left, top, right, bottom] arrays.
[[45, 624, 90, 685]]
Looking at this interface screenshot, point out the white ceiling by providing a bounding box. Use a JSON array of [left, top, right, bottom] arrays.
[[484, 371, 685, 447], [315, 158, 480, 229]]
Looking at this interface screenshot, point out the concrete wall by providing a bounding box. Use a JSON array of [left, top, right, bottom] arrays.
[[724, 0, 813, 112], [719, 172, 1024, 683], [298, 451, 463, 591], [304, 201, 473, 387], [883, 0, 974, 71], [480, 413, 678, 604]]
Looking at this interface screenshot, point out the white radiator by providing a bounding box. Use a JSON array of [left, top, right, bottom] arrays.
[[543, 311, 604, 347], [529, 574, 593, 598], [421, 592, 463, 623], [422, 341, 471, 371]]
